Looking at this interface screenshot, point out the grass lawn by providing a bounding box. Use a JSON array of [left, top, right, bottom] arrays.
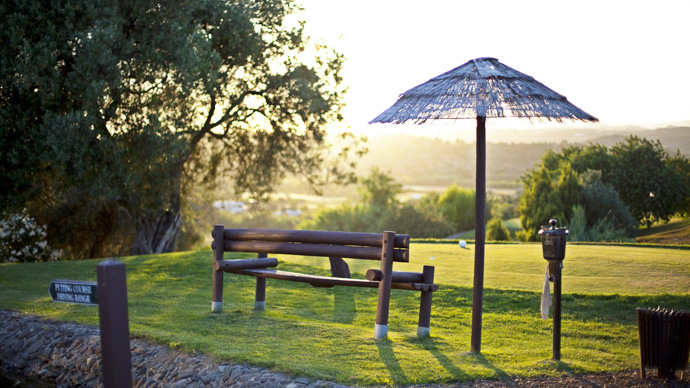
[[637, 216, 690, 245], [1, 243, 689, 386]]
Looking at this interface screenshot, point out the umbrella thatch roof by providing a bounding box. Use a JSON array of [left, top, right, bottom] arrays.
[[370, 57, 598, 124]]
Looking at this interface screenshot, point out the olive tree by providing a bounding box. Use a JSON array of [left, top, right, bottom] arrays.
[[0, 0, 354, 257]]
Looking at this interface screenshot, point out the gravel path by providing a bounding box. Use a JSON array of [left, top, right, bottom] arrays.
[[1, 309, 688, 387]]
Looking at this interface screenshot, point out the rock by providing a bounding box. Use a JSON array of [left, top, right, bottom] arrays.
[[0, 310, 361, 388], [25, 339, 44, 354]]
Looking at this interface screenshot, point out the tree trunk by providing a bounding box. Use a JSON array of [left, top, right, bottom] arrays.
[[129, 211, 181, 255], [129, 162, 185, 256]]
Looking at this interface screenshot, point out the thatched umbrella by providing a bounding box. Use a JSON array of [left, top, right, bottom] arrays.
[[369, 57, 598, 353]]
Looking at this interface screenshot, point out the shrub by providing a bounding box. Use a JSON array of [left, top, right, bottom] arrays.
[[0, 210, 61, 263], [486, 217, 510, 241], [568, 204, 632, 242], [567, 205, 589, 241], [580, 170, 638, 237], [516, 229, 536, 242]]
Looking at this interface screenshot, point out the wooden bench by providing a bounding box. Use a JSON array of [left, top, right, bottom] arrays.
[[211, 225, 438, 339]]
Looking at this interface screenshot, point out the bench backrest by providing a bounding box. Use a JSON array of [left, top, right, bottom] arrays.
[[212, 226, 409, 262]]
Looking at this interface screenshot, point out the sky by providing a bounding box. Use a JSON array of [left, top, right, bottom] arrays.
[[297, 0, 690, 140]]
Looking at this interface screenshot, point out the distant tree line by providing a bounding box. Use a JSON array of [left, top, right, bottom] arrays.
[[300, 167, 512, 239], [518, 135, 690, 241]]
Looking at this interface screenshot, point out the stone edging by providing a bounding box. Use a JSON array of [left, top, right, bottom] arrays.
[[0, 309, 353, 388]]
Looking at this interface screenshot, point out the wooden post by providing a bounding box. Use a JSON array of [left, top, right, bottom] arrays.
[[255, 253, 268, 311], [212, 224, 225, 313], [417, 265, 435, 337], [552, 261, 562, 360], [472, 115, 486, 353], [97, 260, 133, 388], [329, 257, 351, 278], [375, 231, 395, 340]]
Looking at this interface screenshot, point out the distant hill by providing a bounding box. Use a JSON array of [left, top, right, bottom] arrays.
[[279, 126, 689, 197], [349, 126, 690, 194], [587, 126, 690, 156]]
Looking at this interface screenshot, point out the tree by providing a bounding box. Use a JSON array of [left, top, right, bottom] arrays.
[[358, 167, 402, 208], [542, 144, 612, 179], [608, 136, 689, 226], [579, 170, 637, 237], [486, 217, 510, 241], [437, 185, 476, 232], [518, 162, 580, 241], [519, 136, 690, 241], [1, 0, 354, 257], [666, 152, 690, 217], [301, 169, 454, 238]]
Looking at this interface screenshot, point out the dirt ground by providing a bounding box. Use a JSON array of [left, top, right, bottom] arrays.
[[421, 370, 690, 387]]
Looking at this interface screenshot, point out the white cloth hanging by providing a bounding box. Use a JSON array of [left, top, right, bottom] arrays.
[[541, 265, 552, 320]]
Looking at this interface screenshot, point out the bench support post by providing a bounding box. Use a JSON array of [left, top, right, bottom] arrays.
[[212, 225, 225, 313], [255, 253, 268, 311], [329, 257, 351, 278], [417, 265, 435, 337], [375, 231, 395, 340]]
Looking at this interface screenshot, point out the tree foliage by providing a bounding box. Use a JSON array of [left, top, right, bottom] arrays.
[[358, 166, 402, 208], [301, 168, 453, 238], [1, 0, 355, 258], [519, 135, 690, 241], [579, 170, 638, 237], [486, 217, 510, 241], [608, 136, 689, 226], [436, 184, 493, 233], [518, 162, 580, 241]]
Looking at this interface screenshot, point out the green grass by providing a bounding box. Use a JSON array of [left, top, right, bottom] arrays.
[[637, 217, 690, 244], [1, 243, 689, 386]]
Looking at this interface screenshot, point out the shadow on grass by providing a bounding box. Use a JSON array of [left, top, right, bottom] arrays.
[[435, 285, 690, 326], [333, 287, 356, 324], [531, 358, 576, 375], [376, 339, 408, 384], [418, 337, 468, 380], [470, 352, 510, 380]]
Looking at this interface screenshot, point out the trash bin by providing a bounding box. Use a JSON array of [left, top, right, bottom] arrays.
[[637, 307, 690, 380], [539, 219, 568, 280]]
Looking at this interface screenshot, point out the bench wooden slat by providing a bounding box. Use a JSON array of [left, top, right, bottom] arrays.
[[223, 228, 409, 248], [214, 258, 278, 272], [233, 268, 430, 291], [236, 268, 378, 288], [223, 240, 409, 262], [365, 269, 423, 283]]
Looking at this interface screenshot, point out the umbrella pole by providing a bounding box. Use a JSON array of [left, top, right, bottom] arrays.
[[471, 115, 486, 354]]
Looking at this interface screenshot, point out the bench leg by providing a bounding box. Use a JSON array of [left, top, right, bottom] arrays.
[[212, 225, 225, 313], [329, 257, 351, 278], [254, 252, 268, 311], [417, 265, 435, 337], [255, 277, 266, 311], [212, 270, 224, 313], [375, 231, 395, 340]]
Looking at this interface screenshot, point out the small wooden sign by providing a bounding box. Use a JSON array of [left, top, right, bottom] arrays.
[[49, 280, 98, 306]]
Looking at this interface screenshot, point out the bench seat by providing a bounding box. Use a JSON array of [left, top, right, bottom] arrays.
[[233, 268, 438, 291]]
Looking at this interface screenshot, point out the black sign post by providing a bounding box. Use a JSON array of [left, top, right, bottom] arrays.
[[49, 280, 98, 306], [97, 259, 133, 388], [48, 260, 132, 388]]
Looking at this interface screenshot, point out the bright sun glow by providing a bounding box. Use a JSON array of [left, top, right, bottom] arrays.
[[297, 0, 690, 138]]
